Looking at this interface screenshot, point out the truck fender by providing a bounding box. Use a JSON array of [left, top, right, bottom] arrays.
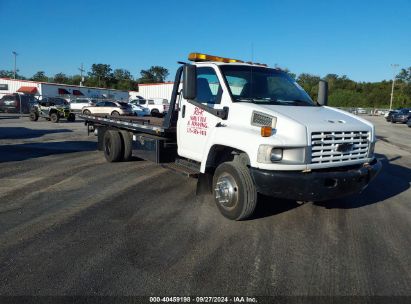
[[202, 144, 250, 173]]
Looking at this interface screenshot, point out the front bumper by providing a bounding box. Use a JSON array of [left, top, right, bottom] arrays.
[[250, 158, 382, 201], [392, 117, 408, 123]]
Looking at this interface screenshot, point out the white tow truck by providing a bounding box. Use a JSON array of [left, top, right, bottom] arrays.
[[80, 53, 381, 220]]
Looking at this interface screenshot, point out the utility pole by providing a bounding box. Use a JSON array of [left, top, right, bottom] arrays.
[[12, 51, 18, 79], [78, 63, 85, 86], [389, 64, 399, 110]]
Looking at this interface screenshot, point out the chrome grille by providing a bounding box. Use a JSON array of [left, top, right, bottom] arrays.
[[311, 131, 370, 164]]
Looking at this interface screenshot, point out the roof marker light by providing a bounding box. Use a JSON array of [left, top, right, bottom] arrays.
[[188, 53, 268, 66], [188, 53, 244, 64]]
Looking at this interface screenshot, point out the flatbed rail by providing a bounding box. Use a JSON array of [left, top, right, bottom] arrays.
[[79, 114, 176, 136]]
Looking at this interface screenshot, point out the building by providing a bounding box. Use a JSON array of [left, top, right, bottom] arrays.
[[129, 81, 225, 101], [0, 78, 129, 101], [129, 82, 176, 101]]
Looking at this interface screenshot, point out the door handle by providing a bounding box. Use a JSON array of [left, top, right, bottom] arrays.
[[182, 105, 186, 118]]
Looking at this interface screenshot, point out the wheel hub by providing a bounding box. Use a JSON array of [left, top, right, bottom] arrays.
[[215, 174, 238, 209]]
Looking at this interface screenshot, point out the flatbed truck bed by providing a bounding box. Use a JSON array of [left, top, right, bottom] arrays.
[[79, 114, 175, 136]]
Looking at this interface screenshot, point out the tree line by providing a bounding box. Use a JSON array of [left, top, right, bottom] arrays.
[[0, 64, 169, 91], [291, 67, 411, 109], [1, 64, 410, 108]]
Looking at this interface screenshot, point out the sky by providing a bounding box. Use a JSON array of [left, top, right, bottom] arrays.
[[0, 0, 410, 82]]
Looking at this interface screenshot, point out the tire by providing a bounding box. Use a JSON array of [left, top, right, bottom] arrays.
[[103, 130, 123, 162], [83, 109, 91, 115], [212, 161, 257, 220], [111, 111, 120, 116], [151, 109, 160, 117], [29, 111, 39, 121], [50, 112, 59, 123], [67, 113, 76, 122], [119, 130, 133, 161]]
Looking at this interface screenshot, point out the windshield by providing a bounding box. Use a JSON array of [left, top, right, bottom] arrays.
[[220, 65, 315, 106]]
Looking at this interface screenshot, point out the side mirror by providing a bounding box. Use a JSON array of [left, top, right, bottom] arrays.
[[183, 64, 197, 100], [317, 80, 328, 106]]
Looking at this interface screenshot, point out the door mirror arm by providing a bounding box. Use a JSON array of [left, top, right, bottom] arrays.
[[186, 99, 229, 120]]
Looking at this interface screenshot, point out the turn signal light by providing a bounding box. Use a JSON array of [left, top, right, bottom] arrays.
[[261, 126, 272, 137]]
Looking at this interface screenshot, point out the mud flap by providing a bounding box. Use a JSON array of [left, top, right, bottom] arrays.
[[196, 173, 213, 195]]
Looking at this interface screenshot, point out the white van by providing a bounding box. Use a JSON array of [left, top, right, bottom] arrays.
[[131, 98, 169, 116]]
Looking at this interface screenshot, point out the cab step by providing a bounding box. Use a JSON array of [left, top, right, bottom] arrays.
[[161, 158, 200, 177]]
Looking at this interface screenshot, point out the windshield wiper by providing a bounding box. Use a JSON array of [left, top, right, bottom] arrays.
[[278, 99, 313, 106], [236, 97, 279, 103], [255, 97, 278, 102], [236, 97, 255, 102]]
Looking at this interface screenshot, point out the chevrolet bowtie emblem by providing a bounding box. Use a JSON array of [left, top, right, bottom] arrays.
[[335, 143, 354, 153]]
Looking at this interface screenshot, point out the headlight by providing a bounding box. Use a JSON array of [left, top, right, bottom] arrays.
[[258, 145, 306, 164], [270, 148, 283, 162]]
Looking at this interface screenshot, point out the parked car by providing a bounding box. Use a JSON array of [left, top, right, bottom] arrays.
[[385, 110, 400, 122], [131, 98, 169, 116], [129, 101, 150, 117], [29, 97, 75, 122], [70, 98, 97, 112], [0, 94, 37, 114], [391, 108, 411, 124], [354, 108, 367, 115], [82, 101, 133, 116]]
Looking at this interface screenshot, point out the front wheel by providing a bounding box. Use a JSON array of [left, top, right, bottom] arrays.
[[83, 109, 91, 115], [50, 112, 59, 123], [29, 111, 39, 121], [151, 109, 160, 117], [111, 111, 120, 116], [213, 161, 257, 220]]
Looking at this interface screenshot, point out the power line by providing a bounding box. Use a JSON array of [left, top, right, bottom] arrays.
[[389, 64, 399, 110], [12, 51, 18, 79], [78, 63, 85, 86]]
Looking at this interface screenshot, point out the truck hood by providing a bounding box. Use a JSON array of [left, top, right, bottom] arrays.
[[256, 104, 373, 133]]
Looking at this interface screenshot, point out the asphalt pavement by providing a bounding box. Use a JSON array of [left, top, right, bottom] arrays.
[[0, 114, 410, 297]]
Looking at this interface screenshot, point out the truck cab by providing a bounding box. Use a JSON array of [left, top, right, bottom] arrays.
[[82, 52, 381, 220], [176, 53, 380, 219]]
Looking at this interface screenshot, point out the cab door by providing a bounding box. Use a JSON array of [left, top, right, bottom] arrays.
[[177, 66, 225, 162]]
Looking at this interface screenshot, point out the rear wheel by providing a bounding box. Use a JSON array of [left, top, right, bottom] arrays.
[[212, 161, 257, 220], [119, 130, 133, 161], [50, 112, 59, 123], [83, 109, 91, 115], [111, 111, 120, 116], [103, 130, 123, 162], [29, 111, 39, 121], [67, 113, 76, 122]]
